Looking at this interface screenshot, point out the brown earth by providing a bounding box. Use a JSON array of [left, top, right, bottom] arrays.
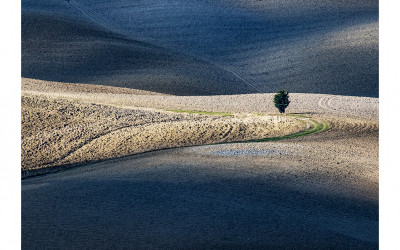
[[22, 79, 308, 177], [21, 0, 378, 246], [22, 78, 377, 184], [21, 78, 378, 248]]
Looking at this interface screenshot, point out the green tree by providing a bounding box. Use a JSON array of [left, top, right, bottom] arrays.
[[273, 90, 290, 114]]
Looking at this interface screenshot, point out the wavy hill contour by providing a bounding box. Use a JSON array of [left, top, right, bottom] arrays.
[[22, 11, 254, 95]]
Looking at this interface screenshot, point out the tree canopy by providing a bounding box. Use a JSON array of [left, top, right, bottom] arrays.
[[273, 90, 290, 114]]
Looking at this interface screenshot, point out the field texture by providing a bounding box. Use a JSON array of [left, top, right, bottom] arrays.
[[21, 0, 378, 249], [22, 79, 378, 249], [22, 79, 307, 177], [22, 0, 378, 96]]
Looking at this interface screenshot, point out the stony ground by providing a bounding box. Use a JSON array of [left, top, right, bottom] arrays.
[[22, 79, 307, 177], [21, 0, 378, 247], [21, 79, 378, 249]]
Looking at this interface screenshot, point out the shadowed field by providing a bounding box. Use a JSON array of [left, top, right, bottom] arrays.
[[22, 11, 253, 95], [22, 82, 378, 248], [21, 0, 378, 248], [69, 0, 378, 96], [22, 0, 378, 96], [22, 152, 378, 249], [21, 80, 378, 249]]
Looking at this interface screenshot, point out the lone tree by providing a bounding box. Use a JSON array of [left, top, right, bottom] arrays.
[[273, 90, 290, 114]]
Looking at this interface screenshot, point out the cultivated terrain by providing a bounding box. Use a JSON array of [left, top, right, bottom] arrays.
[[21, 78, 378, 248], [21, 0, 379, 249]]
